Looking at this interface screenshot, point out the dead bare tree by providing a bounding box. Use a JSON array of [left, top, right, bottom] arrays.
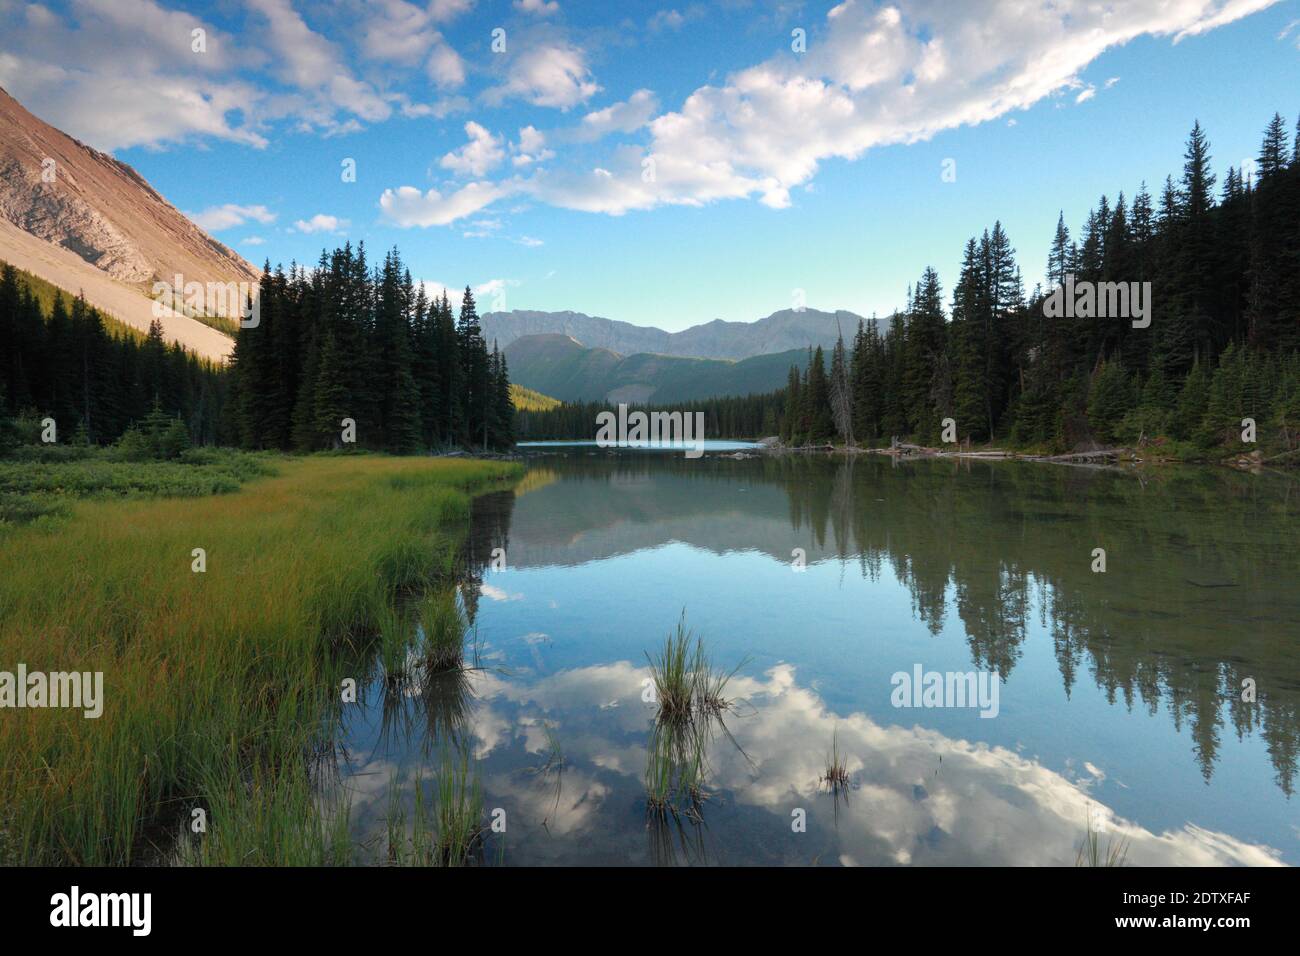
[[829, 320, 854, 447]]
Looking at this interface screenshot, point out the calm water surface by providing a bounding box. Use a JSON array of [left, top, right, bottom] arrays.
[[336, 449, 1300, 866]]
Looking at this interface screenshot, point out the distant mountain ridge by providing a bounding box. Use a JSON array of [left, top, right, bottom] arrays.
[[503, 333, 809, 405], [482, 307, 871, 362]]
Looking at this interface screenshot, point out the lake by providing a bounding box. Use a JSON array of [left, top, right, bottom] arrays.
[[336, 447, 1300, 866]]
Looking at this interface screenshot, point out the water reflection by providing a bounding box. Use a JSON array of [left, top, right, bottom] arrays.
[[334, 450, 1299, 865], [340, 658, 1283, 865]]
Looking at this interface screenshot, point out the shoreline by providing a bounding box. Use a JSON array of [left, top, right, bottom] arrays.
[[749, 437, 1296, 472]]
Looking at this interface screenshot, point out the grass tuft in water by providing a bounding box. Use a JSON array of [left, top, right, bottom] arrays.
[[421, 590, 469, 674], [1075, 809, 1129, 867], [645, 611, 747, 725], [821, 728, 850, 793], [385, 748, 485, 866]]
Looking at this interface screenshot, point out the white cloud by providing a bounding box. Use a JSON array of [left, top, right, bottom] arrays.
[[512, 124, 556, 165], [0, 1, 266, 151], [574, 89, 659, 141], [359, 0, 434, 64], [429, 0, 475, 20], [242, 236, 268, 246], [1076, 86, 1096, 103], [480, 583, 523, 601], [379, 181, 515, 227], [488, 43, 600, 109], [648, 9, 685, 32], [514, 0, 560, 14], [248, 0, 390, 123], [441, 121, 506, 177], [426, 39, 467, 89], [187, 204, 277, 231], [293, 213, 349, 233], [523, 0, 1281, 215]]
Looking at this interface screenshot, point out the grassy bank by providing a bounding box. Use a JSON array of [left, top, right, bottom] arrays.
[[0, 454, 520, 865], [0, 446, 276, 527]]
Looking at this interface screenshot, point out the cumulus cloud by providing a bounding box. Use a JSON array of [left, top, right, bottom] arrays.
[[0, 0, 267, 150], [487, 43, 600, 109], [293, 213, 349, 233], [527, 0, 1282, 215], [441, 121, 507, 177], [512, 125, 556, 165], [0, 0, 425, 149], [375, 0, 1280, 225], [573, 89, 659, 141], [187, 204, 277, 231]]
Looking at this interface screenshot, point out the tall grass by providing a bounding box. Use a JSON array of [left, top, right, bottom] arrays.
[[420, 590, 469, 674], [641, 614, 747, 820], [1075, 810, 1129, 867], [0, 454, 519, 865], [383, 748, 485, 866], [645, 612, 747, 724], [821, 728, 850, 793]]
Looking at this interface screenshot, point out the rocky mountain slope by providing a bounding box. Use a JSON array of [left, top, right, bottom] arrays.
[[0, 86, 254, 360]]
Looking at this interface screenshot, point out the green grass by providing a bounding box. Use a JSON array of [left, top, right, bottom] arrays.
[[645, 612, 747, 724], [383, 749, 485, 866], [641, 616, 748, 820], [0, 446, 275, 528], [646, 614, 699, 721], [0, 453, 520, 865], [421, 590, 469, 674]]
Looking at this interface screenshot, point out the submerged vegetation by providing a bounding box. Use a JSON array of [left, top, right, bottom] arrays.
[[642, 616, 748, 821], [645, 613, 746, 725], [383, 749, 485, 867], [0, 454, 519, 865], [821, 729, 850, 794], [1076, 810, 1130, 868]]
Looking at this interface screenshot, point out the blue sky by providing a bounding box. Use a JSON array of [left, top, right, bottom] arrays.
[[2, 0, 1298, 330]]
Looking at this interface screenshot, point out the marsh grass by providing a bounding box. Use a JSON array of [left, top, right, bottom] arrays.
[[1075, 809, 1129, 867], [0, 454, 520, 865], [821, 728, 850, 793], [641, 613, 749, 820], [420, 590, 469, 674], [646, 615, 698, 721], [644, 721, 709, 822], [384, 749, 485, 866], [645, 612, 748, 725]]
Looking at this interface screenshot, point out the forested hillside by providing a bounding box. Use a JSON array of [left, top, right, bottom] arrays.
[[0, 262, 227, 446], [1, 243, 518, 454]]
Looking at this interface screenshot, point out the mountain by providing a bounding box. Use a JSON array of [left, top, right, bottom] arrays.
[[504, 333, 809, 404], [482, 307, 869, 361], [0, 86, 252, 360]]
